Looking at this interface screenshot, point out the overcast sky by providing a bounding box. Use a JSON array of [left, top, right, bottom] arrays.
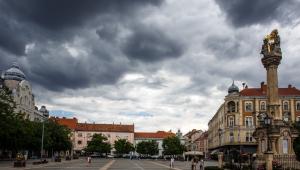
[[1, 0, 300, 133]]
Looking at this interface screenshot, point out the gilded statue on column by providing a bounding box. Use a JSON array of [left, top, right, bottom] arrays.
[[261, 29, 281, 56]]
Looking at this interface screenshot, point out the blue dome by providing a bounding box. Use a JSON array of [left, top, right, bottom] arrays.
[[228, 81, 239, 93], [3, 62, 26, 81]]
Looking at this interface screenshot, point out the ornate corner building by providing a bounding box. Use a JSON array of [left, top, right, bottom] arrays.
[[0, 62, 48, 121], [208, 30, 300, 160]]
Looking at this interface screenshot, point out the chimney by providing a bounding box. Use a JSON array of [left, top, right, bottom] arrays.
[[288, 84, 292, 88], [261, 82, 265, 90]]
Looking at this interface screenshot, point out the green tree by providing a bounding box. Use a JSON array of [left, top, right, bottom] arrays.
[[136, 140, 158, 156], [0, 87, 25, 153], [162, 136, 185, 155], [85, 134, 111, 155], [114, 139, 134, 155], [0, 87, 72, 157]]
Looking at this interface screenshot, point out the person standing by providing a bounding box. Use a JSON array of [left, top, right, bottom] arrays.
[[170, 156, 175, 168], [199, 159, 204, 170], [87, 156, 91, 164], [191, 158, 197, 170]]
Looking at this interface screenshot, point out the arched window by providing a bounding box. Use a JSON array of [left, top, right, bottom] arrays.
[[227, 101, 235, 113], [260, 101, 266, 111], [283, 101, 289, 111]]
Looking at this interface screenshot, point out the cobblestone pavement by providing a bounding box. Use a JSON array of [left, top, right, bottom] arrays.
[[0, 158, 218, 170]]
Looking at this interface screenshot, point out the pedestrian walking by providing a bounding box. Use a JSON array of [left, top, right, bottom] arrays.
[[87, 156, 91, 164], [191, 158, 197, 170], [199, 159, 204, 170], [170, 156, 175, 168]]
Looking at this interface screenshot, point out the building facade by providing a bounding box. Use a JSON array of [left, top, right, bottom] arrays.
[[52, 117, 134, 155], [195, 131, 208, 158], [183, 129, 204, 159], [208, 81, 300, 159], [134, 131, 175, 156], [1, 62, 48, 121]]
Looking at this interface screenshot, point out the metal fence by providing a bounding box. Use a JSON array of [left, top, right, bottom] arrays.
[[274, 155, 300, 170]]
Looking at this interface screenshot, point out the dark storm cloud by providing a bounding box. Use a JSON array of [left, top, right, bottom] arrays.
[[22, 41, 128, 91], [0, 0, 184, 91], [215, 0, 300, 27], [122, 26, 184, 62], [2, 0, 162, 30]]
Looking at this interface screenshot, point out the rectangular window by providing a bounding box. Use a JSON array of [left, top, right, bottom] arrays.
[[245, 116, 253, 127], [78, 133, 82, 137], [77, 140, 82, 145], [229, 132, 234, 143], [246, 132, 252, 142], [297, 116, 300, 122], [283, 139, 288, 154], [245, 102, 253, 112], [228, 117, 234, 127], [283, 101, 289, 111], [296, 102, 300, 111], [260, 102, 266, 111], [87, 133, 91, 138]]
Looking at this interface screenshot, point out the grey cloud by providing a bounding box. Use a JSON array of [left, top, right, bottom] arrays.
[[0, 0, 182, 91], [2, 0, 163, 30], [204, 36, 241, 59], [122, 26, 184, 62], [22, 40, 128, 91], [215, 0, 300, 27]]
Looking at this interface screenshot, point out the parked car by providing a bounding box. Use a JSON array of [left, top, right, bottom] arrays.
[[107, 155, 114, 158], [90, 153, 102, 158]]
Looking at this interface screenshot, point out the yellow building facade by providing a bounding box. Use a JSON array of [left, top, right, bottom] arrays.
[[208, 82, 300, 157]]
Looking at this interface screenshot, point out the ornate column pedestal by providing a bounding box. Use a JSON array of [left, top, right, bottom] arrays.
[[264, 151, 274, 170], [218, 152, 223, 169]]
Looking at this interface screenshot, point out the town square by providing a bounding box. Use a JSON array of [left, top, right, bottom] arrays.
[[1, 0, 300, 170]]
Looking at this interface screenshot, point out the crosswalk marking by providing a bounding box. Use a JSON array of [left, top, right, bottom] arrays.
[[150, 161, 183, 170], [99, 160, 115, 170]]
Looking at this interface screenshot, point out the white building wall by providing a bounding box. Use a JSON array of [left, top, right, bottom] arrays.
[[74, 131, 134, 152]]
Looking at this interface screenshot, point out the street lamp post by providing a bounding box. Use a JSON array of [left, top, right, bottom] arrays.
[[41, 121, 45, 160]]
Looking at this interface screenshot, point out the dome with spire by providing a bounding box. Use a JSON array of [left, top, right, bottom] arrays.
[[3, 62, 26, 81], [228, 81, 239, 94]]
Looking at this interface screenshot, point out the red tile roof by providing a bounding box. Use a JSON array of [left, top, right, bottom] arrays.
[[51, 117, 78, 129], [75, 123, 134, 133], [240, 84, 300, 96], [134, 131, 175, 139]]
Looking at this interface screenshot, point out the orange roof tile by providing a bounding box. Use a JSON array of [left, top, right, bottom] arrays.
[[51, 117, 78, 130], [240, 84, 300, 97], [134, 131, 175, 139], [75, 123, 134, 133]]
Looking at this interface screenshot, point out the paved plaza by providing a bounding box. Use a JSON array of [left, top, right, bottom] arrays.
[[0, 158, 218, 170]]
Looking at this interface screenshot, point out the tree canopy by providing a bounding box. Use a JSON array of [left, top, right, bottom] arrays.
[[136, 140, 158, 156], [85, 134, 111, 154], [162, 136, 185, 155], [114, 139, 134, 155], [0, 87, 72, 157]]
